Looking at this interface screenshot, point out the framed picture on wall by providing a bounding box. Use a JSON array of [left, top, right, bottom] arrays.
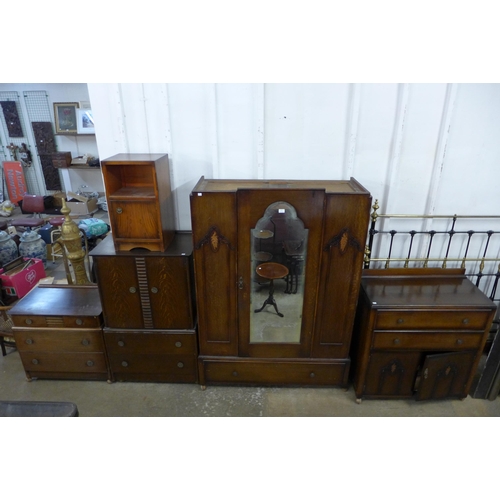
[[53, 102, 79, 133], [76, 109, 95, 134]]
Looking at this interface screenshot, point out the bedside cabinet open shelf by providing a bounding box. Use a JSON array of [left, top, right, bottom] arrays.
[[101, 153, 175, 252]]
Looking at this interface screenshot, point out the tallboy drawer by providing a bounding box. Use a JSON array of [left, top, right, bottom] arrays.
[[104, 329, 197, 355], [108, 354, 197, 383], [374, 310, 489, 331], [372, 331, 483, 351]]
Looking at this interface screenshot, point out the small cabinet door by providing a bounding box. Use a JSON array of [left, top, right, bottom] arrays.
[[416, 351, 476, 401], [363, 352, 422, 397], [108, 199, 160, 242]]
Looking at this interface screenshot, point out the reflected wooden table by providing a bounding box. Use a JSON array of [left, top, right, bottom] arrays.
[[254, 262, 289, 317]]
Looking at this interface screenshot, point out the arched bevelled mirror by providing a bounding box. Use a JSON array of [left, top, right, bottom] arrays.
[[250, 201, 308, 343]]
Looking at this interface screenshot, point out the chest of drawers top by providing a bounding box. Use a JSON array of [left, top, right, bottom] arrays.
[[361, 268, 496, 313], [8, 285, 103, 323]]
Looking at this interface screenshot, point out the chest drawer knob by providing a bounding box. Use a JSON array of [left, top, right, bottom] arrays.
[[116, 207, 123, 214], [31, 359, 39, 365], [129, 287, 136, 294], [25, 338, 33, 345], [175, 341, 182, 348], [396, 318, 404, 324], [177, 362, 184, 368], [121, 361, 129, 367], [456, 339, 464, 345], [117, 340, 125, 347], [86, 360, 94, 367], [232, 371, 238, 377], [25, 318, 33, 325], [81, 339, 90, 346], [75, 319, 83, 326], [151, 287, 158, 294], [462, 318, 469, 325], [393, 338, 401, 345], [310, 372, 315, 378]]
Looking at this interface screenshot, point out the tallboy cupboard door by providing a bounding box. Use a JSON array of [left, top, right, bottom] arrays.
[[92, 234, 195, 330], [190, 190, 239, 356]]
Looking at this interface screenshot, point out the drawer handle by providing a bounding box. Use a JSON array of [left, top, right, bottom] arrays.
[[82, 339, 90, 346], [177, 362, 184, 368], [32, 359, 39, 365], [25, 338, 33, 345], [122, 361, 129, 367], [310, 372, 315, 378], [396, 318, 404, 324], [116, 207, 123, 214], [462, 318, 469, 325], [175, 341, 182, 348], [393, 338, 401, 345], [25, 318, 33, 325], [86, 360, 94, 367], [76, 319, 83, 326], [232, 371, 238, 377], [456, 339, 464, 346], [151, 287, 158, 294], [129, 287, 136, 293], [118, 340, 125, 347]]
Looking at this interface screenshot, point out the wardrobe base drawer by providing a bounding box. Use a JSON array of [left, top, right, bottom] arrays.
[[201, 357, 350, 386]]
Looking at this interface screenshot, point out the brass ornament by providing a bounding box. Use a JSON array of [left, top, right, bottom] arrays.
[[55, 199, 92, 284]]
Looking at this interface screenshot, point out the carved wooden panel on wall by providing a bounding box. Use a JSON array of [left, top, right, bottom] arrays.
[[0, 101, 23, 137], [32, 122, 56, 154]]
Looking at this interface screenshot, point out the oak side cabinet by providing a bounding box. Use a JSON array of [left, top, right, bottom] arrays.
[[100, 153, 175, 252], [90, 232, 198, 383], [9, 285, 108, 381], [351, 268, 497, 402], [190, 177, 371, 387]]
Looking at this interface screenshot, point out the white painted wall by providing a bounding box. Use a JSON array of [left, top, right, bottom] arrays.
[[88, 82, 500, 232], [3, 82, 499, 248]]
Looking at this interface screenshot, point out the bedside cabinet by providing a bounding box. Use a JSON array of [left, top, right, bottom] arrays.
[[9, 285, 109, 381], [100, 153, 175, 252], [351, 269, 496, 402]]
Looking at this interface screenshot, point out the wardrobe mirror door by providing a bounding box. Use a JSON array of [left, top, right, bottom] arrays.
[[249, 201, 308, 344]]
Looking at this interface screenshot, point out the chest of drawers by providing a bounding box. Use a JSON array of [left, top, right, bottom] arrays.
[[351, 269, 496, 402], [9, 285, 108, 381]]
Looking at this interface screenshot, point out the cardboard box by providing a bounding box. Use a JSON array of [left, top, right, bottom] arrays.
[[66, 192, 98, 216], [0, 257, 46, 299]]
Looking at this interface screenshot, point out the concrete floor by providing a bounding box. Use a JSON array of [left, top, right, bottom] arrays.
[[1, 207, 500, 416], [2, 346, 500, 416]]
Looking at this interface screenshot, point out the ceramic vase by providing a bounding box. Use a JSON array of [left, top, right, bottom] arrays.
[[19, 228, 47, 266], [0, 230, 19, 268]]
